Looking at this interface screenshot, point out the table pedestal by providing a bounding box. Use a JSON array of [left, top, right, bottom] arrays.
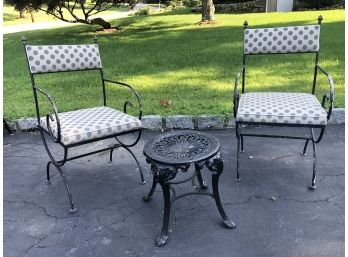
[[144, 152, 235, 247]]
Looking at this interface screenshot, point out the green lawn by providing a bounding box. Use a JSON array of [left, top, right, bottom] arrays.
[[3, 9, 344, 120]]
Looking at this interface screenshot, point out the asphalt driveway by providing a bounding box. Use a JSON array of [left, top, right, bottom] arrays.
[[3, 126, 344, 257]]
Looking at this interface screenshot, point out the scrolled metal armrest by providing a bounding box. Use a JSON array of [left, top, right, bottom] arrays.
[[34, 86, 61, 143], [103, 79, 143, 120], [233, 66, 245, 118], [316, 65, 334, 120]]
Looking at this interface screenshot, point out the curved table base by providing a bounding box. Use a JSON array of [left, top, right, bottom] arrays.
[[144, 152, 235, 247]]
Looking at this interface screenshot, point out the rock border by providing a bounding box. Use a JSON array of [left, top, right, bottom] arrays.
[[6, 108, 345, 132]]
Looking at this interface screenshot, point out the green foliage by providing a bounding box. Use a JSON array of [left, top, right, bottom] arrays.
[[135, 7, 154, 15], [4, 0, 133, 28], [143, 0, 161, 3], [183, 0, 201, 7], [213, 0, 253, 5], [165, 0, 177, 7], [297, 0, 342, 9]]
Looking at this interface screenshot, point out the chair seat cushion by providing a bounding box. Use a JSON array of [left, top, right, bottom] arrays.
[[40, 106, 142, 145], [236, 92, 327, 125]]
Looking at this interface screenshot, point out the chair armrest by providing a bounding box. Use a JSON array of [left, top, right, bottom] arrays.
[[103, 79, 143, 120], [317, 65, 334, 121], [33, 86, 61, 143], [233, 65, 245, 118]]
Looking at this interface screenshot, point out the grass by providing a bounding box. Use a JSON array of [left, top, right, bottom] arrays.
[[3, 9, 344, 120], [3, 3, 126, 26]]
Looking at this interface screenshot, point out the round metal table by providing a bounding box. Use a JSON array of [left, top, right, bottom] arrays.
[[143, 130, 235, 247]]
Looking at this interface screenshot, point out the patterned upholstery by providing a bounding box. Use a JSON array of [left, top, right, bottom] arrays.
[[25, 44, 102, 74], [244, 25, 320, 54], [40, 106, 142, 145], [236, 92, 327, 125]]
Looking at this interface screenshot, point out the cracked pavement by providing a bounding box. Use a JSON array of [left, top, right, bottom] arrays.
[[3, 126, 344, 257]]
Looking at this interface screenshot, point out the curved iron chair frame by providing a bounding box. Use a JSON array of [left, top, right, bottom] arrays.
[[233, 16, 334, 190], [21, 36, 145, 213], [3, 118, 13, 134]]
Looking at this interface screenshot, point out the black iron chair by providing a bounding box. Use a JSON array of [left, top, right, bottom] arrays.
[[22, 36, 145, 213], [233, 16, 334, 190], [3, 118, 13, 134]]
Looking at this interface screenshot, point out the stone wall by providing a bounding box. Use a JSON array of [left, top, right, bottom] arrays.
[[215, 0, 266, 13], [7, 108, 345, 132]]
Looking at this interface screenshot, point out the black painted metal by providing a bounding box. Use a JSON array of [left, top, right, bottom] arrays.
[[309, 128, 317, 190], [21, 36, 145, 212], [144, 131, 220, 165], [242, 20, 248, 93], [143, 131, 235, 247], [233, 16, 334, 189], [3, 119, 13, 134]]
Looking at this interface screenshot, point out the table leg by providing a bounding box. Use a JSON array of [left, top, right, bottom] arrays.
[[206, 153, 236, 229], [194, 162, 208, 190], [156, 180, 171, 247], [147, 162, 179, 247], [143, 175, 157, 202]]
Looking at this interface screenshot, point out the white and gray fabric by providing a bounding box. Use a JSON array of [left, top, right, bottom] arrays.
[[40, 106, 142, 145], [236, 92, 327, 125], [25, 44, 102, 74], [244, 25, 320, 54]]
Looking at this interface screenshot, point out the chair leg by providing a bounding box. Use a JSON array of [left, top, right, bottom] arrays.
[[40, 130, 76, 212], [240, 135, 245, 152], [50, 162, 77, 213], [109, 148, 115, 162], [46, 161, 52, 183], [301, 139, 310, 155], [110, 145, 146, 184], [235, 130, 242, 182], [308, 139, 317, 190]]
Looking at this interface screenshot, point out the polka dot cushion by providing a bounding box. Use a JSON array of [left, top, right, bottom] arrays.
[[236, 92, 327, 125], [40, 106, 142, 145], [25, 44, 102, 74], [244, 25, 320, 54]]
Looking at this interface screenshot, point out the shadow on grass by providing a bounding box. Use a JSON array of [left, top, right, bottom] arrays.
[[3, 12, 21, 22]]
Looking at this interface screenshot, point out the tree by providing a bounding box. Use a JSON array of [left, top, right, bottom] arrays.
[[201, 0, 215, 22], [5, 0, 136, 29], [19, 9, 26, 18]]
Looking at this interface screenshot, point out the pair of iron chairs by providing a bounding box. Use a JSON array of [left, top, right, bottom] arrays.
[[21, 16, 333, 213]]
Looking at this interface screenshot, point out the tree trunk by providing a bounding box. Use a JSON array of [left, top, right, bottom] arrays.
[[201, 0, 215, 22], [89, 17, 112, 29], [19, 10, 26, 18], [30, 12, 35, 23]]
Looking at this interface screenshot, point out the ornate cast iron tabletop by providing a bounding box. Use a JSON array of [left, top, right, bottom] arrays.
[[143, 130, 235, 247], [143, 131, 220, 165]]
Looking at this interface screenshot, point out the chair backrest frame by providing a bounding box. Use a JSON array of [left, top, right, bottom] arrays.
[[241, 16, 323, 96], [21, 36, 108, 122]]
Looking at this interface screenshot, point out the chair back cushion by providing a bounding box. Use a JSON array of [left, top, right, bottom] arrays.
[[244, 25, 320, 55], [25, 44, 102, 74]]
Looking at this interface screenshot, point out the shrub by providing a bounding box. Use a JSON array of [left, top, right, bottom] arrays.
[[135, 7, 153, 15], [143, 0, 161, 3], [296, 0, 343, 9], [165, 0, 177, 7], [213, 0, 253, 5], [183, 0, 201, 7]]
